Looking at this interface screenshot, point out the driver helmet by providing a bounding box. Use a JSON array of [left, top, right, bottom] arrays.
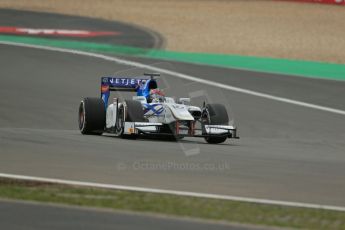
[[149, 88, 165, 102]]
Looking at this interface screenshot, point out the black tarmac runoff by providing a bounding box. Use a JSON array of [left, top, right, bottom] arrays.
[[0, 8, 164, 49], [0, 200, 261, 230]]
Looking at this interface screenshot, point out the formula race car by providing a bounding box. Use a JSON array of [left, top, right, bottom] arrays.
[[78, 73, 239, 144]]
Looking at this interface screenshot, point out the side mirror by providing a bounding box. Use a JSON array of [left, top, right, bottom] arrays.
[[179, 98, 191, 105]]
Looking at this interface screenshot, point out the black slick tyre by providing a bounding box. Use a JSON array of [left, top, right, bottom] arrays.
[[202, 103, 229, 144], [124, 100, 146, 122], [78, 98, 105, 135], [118, 100, 145, 139]]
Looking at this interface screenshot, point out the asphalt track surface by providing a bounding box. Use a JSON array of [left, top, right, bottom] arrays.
[[0, 200, 257, 230], [1, 44, 345, 206]]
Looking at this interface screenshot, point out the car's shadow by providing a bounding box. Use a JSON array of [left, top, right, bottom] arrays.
[[102, 133, 239, 146]]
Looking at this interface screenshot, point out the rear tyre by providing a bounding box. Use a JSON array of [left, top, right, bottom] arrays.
[[124, 100, 146, 122], [202, 103, 229, 144], [78, 98, 105, 135], [117, 100, 145, 139]]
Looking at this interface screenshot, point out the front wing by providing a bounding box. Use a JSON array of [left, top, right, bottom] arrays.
[[123, 122, 239, 139]]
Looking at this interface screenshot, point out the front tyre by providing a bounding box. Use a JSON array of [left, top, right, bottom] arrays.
[[202, 103, 229, 144], [78, 98, 105, 135]]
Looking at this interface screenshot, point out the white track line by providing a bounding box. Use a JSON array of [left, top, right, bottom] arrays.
[[1, 41, 345, 116], [1, 173, 345, 212]]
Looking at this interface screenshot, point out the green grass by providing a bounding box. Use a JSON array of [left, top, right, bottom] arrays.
[[0, 179, 344, 229]]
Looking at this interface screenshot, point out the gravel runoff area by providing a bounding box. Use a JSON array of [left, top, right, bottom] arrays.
[[0, 0, 344, 64]]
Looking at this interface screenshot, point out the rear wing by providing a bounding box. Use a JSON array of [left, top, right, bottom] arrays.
[[101, 77, 149, 106], [101, 74, 160, 106]]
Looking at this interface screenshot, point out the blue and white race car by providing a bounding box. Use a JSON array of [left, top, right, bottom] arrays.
[[78, 73, 239, 144]]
